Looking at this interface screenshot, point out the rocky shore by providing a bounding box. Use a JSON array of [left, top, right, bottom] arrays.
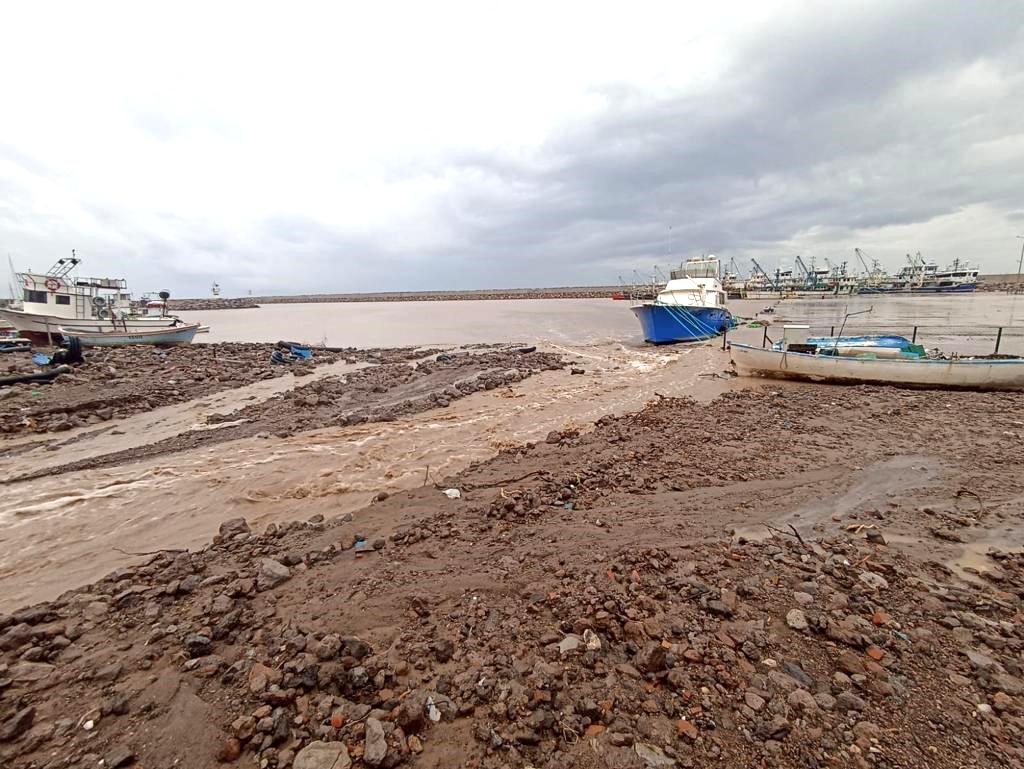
[[2, 384, 1023, 769], [0, 344, 433, 438]]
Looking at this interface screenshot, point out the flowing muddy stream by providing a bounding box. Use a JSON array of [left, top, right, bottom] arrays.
[[0, 341, 733, 611]]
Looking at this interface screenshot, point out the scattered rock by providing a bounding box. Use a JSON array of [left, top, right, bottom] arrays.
[[293, 740, 352, 769], [363, 717, 387, 766], [634, 642, 668, 673], [218, 518, 250, 539], [634, 741, 676, 767], [104, 744, 135, 768], [0, 707, 35, 742], [858, 571, 889, 590], [786, 609, 808, 631], [184, 634, 212, 658], [676, 719, 699, 741], [258, 559, 291, 590]]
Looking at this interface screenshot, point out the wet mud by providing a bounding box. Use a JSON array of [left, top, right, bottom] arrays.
[[3, 383, 1024, 769]]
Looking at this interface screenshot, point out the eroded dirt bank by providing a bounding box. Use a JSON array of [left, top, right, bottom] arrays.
[[2, 384, 1024, 769], [0, 344, 430, 437], [5, 348, 566, 482]]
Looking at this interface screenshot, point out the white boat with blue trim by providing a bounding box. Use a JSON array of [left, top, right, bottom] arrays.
[[631, 256, 734, 343], [732, 333, 1024, 391]]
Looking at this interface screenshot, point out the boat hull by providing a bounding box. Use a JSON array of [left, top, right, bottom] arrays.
[[731, 343, 1024, 391], [0, 308, 187, 344], [61, 323, 201, 347], [632, 304, 733, 344], [857, 283, 977, 294]]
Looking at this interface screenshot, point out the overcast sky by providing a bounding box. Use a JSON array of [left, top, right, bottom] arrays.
[[2, 0, 1023, 297]]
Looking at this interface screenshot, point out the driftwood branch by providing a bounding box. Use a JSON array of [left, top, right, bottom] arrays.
[[112, 547, 187, 557], [461, 470, 549, 491], [764, 523, 808, 549]]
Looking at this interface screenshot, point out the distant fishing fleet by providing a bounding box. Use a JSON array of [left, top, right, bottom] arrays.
[[627, 250, 983, 345], [724, 249, 979, 299]]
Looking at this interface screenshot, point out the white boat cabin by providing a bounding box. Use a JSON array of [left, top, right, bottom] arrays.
[[18, 256, 133, 320], [659, 256, 728, 308]]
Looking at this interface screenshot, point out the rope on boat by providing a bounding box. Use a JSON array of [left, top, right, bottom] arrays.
[[658, 303, 723, 340]]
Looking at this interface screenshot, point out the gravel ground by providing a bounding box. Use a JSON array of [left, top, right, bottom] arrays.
[[2, 384, 1024, 768]]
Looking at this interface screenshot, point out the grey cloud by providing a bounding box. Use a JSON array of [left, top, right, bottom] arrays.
[[3, 1, 1024, 296], [411, 0, 1024, 286]]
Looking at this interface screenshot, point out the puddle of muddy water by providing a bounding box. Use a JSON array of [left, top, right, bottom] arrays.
[[730, 455, 943, 542]]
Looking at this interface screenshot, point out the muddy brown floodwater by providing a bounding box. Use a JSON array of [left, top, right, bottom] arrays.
[[0, 340, 733, 611]]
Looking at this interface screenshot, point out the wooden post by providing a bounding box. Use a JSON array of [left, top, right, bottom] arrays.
[[722, 326, 728, 351], [912, 326, 918, 344], [762, 325, 768, 348], [995, 327, 1003, 355]]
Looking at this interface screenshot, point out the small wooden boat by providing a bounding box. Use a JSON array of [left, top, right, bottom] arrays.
[[60, 322, 201, 347], [730, 342, 1024, 391]]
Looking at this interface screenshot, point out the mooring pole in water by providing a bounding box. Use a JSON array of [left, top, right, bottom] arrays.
[[722, 327, 728, 351], [995, 327, 1003, 355], [912, 326, 918, 344], [830, 326, 835, 336], [762, 326, 768, 348]]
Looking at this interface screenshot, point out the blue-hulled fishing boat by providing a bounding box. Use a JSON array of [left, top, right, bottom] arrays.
[[631, 256, 735, 344]]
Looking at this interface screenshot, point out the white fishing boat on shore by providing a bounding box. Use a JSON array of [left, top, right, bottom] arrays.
[[60, 322, 202, 347], [0, 253, 202, 344], [731, 341, 1024, 391]]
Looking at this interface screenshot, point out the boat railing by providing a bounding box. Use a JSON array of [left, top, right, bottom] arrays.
[[760, 323, 1024, 356]]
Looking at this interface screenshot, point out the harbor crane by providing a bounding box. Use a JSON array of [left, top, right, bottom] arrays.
[[854, 247, 881, 277], [794, 255, 818, 287]]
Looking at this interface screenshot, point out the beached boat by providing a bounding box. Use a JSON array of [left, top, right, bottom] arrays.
[[60, 323, 201, 347], [631, 256, 734, 343], [0, 253, 201, 343], [731, 342, 1024, 390]]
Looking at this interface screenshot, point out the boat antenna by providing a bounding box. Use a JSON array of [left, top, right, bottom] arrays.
[[833, 306, 873, 354]]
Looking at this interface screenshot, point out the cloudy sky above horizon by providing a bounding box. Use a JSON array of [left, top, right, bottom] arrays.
[[2, 0, 1024, 297]]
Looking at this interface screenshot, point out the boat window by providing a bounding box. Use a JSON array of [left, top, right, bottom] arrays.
[[55, 294, 71, 305], [24, 289, 48, 303]]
